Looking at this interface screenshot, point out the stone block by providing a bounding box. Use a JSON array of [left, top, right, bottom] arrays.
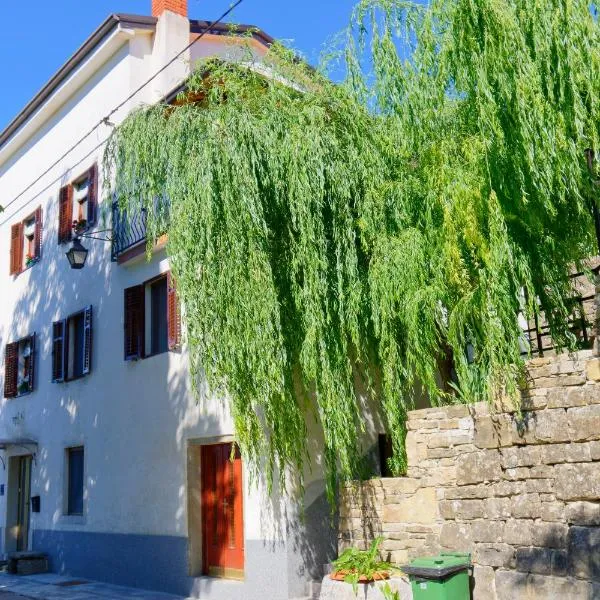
[[485, 497, 512, 519], [383, 487, 438, 525], [473, 543, 515, 568], [470, 519, 504, 543], [472, 565, 497, 600], [511, 494, 542, 519], [531, 523, 568, 548], [382, 477, 420, 496], [556, 463, 600, 500], [439, 522, 472, 550], [439, 499, 485, 520], [548, 386, 593, 409], [526, 574, 590, 599], [444, 484, 490, 500], [534, 409, 570, 443], [568, 405, 600, 441], [492, 480, 527, 497], [587, 358, 600, 381], [504, 519, 534, 546], [538, 502, 565, 522], [474, 414, 514, 449], [426, 431, 472, 449], [534, 375, 587, 388], [568, 526, 600, 579], [500, 446, 541, 469], [539, 442, 591, 464], [525, 479, 555, 494], [495, 570, 528, 600], [566, 501, 600, 526], [520, 391, 549, 412], [516, 547, 554, 575], [456, 450, 502, 485]]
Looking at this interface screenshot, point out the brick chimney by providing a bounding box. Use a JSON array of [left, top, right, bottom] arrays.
[[152, 0, 188, 18]]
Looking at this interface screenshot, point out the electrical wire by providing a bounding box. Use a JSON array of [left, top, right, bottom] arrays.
[[0, 0, 245, 225]]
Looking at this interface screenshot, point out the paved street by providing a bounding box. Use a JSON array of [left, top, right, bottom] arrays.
[[0, 573, 186, 600]]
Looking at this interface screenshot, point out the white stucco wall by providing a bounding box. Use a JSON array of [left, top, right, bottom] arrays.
[[0, 10, 283, 561]]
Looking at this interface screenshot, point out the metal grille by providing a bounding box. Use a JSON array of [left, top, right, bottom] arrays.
[[111, 201, 147, 261]]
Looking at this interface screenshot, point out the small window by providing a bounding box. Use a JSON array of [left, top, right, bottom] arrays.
[[123, 272, 180, 360], [4, 335, 36, 398], [9, 208, 42, 275], [52, 306, 92, 382], [58, 164, 98, 244], [66, 447, 84, 516]]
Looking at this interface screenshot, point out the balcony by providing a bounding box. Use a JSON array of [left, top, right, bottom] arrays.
[[111, 198, 169, 263]]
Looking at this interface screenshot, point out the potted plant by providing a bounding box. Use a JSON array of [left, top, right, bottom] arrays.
[[73, 218, 88, 234], [25, 253, 38, 267], [331, 537, 395, 590]]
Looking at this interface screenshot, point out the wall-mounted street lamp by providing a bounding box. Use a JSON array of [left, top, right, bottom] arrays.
[[65, 227, 112, 270]]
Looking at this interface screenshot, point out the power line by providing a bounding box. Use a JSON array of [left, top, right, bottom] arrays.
[[0, 0, 244, 224]]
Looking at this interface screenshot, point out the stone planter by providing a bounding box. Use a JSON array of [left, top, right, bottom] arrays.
[[319, 575, 413, 600]]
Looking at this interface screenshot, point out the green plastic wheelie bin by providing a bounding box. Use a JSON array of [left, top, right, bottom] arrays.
[[402, 552, 471, 599]]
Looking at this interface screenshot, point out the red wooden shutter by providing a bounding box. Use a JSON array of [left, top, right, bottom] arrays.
[[83, 305, 93, 375], [27, 334, 36, 393], [10, 222, 23, 275], [58, 185, 73, 244], [124, 285, 145, 360], [87, 163, 98, 226], [52, 320, 66, 382], [33, 207, 43, 260], [4, 342, 18, 398], [167, 271, 181, 350]]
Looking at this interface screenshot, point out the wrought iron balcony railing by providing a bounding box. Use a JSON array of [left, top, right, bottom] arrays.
[[111, 201, 147, 261]]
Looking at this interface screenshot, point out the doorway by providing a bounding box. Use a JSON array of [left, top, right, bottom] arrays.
[[200, 443, 244, 579], [6, 455, 32, 553]]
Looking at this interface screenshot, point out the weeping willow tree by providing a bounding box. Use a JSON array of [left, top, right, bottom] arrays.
[[104, 0, 600, 502]]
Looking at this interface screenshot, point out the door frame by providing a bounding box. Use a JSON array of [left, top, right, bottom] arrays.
[[5, 454, 32, 554], [186, 436, 245, 579]]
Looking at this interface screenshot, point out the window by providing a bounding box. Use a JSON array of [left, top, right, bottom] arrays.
[[378, 434, 393, 478], [9, 208, 42, 275], [52, 306, 92, 382], [66, 447, 84, 516], [123, 272, 180, 360], [4, 334, 36, 398], [58, 164, 98, 244]]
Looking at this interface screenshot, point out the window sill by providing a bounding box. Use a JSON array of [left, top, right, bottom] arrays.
[[60, 514, 86, 526]]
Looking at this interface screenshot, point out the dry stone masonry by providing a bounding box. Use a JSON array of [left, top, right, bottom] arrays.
[[339, 351, 600, 599]]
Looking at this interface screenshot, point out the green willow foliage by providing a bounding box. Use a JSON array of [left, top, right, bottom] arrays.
[[104, 0, 600, 502]]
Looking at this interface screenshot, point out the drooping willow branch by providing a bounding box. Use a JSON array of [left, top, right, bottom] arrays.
[[104, 0, 599, 504]]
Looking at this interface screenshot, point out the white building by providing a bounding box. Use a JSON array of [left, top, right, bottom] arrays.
[[0, 3, 342, 598]]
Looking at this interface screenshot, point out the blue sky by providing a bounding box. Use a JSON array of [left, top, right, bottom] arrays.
[[0, 0, 357, 132]]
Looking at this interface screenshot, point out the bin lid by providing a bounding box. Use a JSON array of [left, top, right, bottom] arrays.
[[402, 553, 471, 580]]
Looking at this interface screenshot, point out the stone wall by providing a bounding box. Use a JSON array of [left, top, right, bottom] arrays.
[[339, 351, 600, 599]]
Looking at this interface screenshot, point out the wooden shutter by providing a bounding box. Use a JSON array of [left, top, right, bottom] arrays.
[[58, 185, 73, 244], [82, 305, 93, 375], [27, 334, 36, 393], [167, 271, 181, 350], [10, 222, 23, 275], [52, 320, 66, 382], [4, 342, 18, 398], [34, 207, 43, 260], [87, 164, 98, 226], [124, 285, 145, 360]]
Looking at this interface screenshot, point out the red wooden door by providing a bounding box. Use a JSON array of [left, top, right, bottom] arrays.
[[201, 443, 244, 579]]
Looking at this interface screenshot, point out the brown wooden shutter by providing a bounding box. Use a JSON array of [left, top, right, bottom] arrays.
[[10, 222, 23, 275], [167, 271, 181, 350], [58, 185, 73, 244], [27, 334, 36, 393], [83, 305, 93, 375], [4, 342, 18, 398], [52, 320, 66, 382], [124, 285, 145, 360], [87, 163, 98, 226], [34, 207, 43, 260]]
